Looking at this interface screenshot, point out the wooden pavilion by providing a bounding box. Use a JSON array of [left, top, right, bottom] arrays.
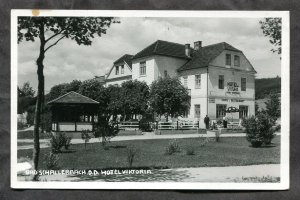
[[47, 91, 99, 132]]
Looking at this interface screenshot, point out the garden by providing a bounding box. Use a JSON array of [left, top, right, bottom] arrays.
[[17, 136, 280, 170]]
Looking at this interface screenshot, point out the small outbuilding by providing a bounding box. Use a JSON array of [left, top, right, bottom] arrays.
[[48, 91, 99, 132]]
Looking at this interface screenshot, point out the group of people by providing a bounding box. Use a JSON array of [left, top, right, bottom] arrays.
[[204, 115, 228, 130]]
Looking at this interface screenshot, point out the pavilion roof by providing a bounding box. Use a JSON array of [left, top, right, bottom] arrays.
[[47, 91, 99, 105]]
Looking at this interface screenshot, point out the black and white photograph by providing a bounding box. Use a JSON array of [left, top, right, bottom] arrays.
[[11, 10, 290, 189]]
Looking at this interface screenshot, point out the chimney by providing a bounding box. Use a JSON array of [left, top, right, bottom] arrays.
[[185, 44, 191, 57], [194, 41, 202, 51]]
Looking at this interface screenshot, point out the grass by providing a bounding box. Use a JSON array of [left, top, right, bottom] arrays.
[[17, 136, 280, 170]]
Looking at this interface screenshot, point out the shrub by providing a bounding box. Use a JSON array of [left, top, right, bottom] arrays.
[[94, 118, 119, 148], [215, 130, 220, 142], [64, 137, 72, 150], [165, 139, 181, 155], [43, 152, 59, 170], [185, 146, 195, 155], [127, 145, 137, 167], [49, 133, 68, 153], [81, 130, 91, 150], [242, 112, 276, 147], [139, 119, 153, 132]]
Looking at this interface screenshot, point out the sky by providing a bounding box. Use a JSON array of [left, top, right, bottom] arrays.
[[17, 17, 281, 93]]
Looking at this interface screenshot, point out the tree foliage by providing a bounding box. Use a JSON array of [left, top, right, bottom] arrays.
[[265, 93, 281, 121], [120, 80, 150, 119], [78, 79, 109, 114], [18, 16, 118, 176], [149, 77, 190, 120], [259, 18, 282, 54], [18, 82, 36, 114]]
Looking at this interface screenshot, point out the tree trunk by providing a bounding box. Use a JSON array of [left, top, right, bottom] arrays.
[[33, 21, 45, 181]]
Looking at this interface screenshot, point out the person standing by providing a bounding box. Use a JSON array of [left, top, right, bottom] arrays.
[[204, 115, 210, 129], [223, 115, 228, 128]]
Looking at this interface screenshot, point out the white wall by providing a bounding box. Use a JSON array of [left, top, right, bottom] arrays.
[[178, 68, 208, 125], [132, 55, 187, 85], [132, 56, 156, 85], [207, 66, 255, 100], [154, 55, 187, 79], [106, 62, 132, 80]]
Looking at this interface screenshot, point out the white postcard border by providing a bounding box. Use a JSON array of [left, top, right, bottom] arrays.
[[11, 10, 290, 190]]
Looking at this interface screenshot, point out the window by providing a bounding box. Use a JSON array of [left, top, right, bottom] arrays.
[[226, 54, 231, 65], [183, 76, 188, 88], [164, 70, 168, 77], [183, 106, 190, 118], [241, 78, 246, 91], [216, 104, 227, 118], [140, 62, 146, 76], [115, 66, 119, 75], [219, 75, 224, 89], [195, 74, 201, 89], [239, 105, 248, 118], [194, 104, 201, 119], [234, 55, 240, 67], [121, 65, 124, 74]]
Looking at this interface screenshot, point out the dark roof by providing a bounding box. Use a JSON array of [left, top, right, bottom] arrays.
[[177, 42, 243, 72], [47, 91, 99, 105], [114, 54, 134, 68], [132, 40, 192, 60]]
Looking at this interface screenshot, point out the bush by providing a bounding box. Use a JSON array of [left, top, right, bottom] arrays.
[[139, 119, 153, 132], [94, 118, 119, 148], [185, 146, 195, 155], [81, 130, 91, 150], [242, 112, 276, 147], [64, 137, 72, 150], [165, 139, 181, 155], [43, 152, 59, 170], [127, 145, 137, 167], [215, 130, 220, 142], [49, 133, 71, 153]]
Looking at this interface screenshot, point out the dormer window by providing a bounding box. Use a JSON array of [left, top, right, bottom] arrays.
[[226, 54, 231, 65], [115, 66, 119, 75], [121, 65, 124, 74], [234, 55, 240, 67]]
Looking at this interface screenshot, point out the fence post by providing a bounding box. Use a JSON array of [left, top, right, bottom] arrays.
[[177, 121, 179, 130], [156, 121, 158, 130], [198, 120, 200, 128]]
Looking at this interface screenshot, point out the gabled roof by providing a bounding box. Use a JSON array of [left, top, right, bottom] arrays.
[[47, 91, 99, 105], [177, 42, 243, 72], [114, 54, 134, 68], [132, 40, 192, 60]]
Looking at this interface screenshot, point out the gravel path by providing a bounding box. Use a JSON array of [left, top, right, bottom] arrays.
[[17, 131, 246, 150]]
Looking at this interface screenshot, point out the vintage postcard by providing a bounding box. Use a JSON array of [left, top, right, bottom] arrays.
[[11, 10, 290, 189]]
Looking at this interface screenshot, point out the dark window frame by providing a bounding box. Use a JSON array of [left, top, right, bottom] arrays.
[[234, 55, 240, 67], [219, 75, 224, 89], [241, 77, 246, 91], [226, 54, 231, 65], [140, 61, 146, 76]]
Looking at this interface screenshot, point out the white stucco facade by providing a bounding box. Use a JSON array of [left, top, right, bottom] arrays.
[[104, 41, 256, 123], [106, 62, 132, 86]]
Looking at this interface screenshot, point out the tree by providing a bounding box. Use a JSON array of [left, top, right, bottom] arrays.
[[78, 79, 109, 115], [259, 18, 282, 54], [18, 17, 117, 178], [120, 80, 150, 120], [265, 93, 281, 121], [149, 77, 190, 121], [18, 82, 36, 114]]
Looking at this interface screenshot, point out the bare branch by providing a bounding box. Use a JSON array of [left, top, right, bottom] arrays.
[[44, 35, 66, 53], [45, 29, 64, 43]]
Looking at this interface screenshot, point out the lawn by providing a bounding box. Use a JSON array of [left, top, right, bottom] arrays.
[[17, 136, 280, 170]]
